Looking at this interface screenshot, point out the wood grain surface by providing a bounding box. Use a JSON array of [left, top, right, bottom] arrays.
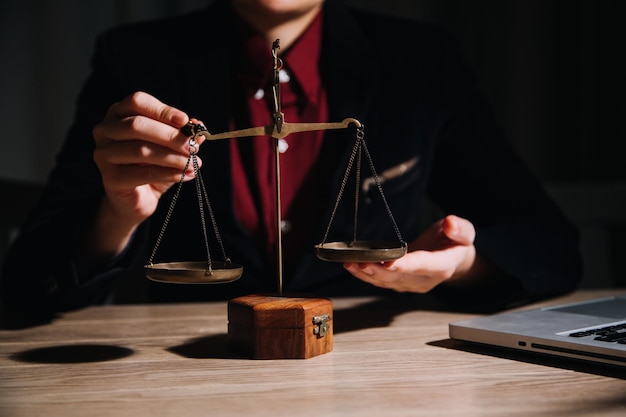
[[1, 290, 625, 417]]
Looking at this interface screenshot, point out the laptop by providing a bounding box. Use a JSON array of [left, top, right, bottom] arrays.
[[448, 293, 626, 368]]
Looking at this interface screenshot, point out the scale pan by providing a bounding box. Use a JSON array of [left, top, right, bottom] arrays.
[[314, 241, 407, 263], [145, 261, 243, 284]]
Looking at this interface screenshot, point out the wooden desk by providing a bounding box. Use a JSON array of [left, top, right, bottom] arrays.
[[1, 290, 625, 417]]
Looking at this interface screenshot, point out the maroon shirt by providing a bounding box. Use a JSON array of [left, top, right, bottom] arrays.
[[230, 12, 328, 267]]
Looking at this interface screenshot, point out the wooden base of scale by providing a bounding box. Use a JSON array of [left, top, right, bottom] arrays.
[[227, 294, 333, 359]]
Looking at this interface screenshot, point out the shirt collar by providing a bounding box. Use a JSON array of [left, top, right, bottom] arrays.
[[281, 11, 323, 106], [235, 11, 323, 106]]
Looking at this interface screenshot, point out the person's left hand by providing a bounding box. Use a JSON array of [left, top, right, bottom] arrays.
[[343, 215, 477, 293]]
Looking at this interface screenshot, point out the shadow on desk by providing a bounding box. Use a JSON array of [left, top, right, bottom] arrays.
[[430, 338, 626, 380], [11, 344, 134, 364]]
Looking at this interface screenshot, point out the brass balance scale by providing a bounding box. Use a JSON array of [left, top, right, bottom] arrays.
[[144, 39, 407, 293]]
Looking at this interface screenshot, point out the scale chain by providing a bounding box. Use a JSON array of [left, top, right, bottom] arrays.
[[320, 126, 363, 245], [146, 152, 191, 266], [147, 129, 233, 274], [359, 132, 405, 246], [319, 125, 405, 248], [192, 151, 213, 274], [197, 170, 231, 263]]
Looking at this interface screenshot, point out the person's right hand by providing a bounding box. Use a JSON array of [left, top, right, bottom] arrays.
[[88, 91, 202, 260], [93, 91, 199, 227]]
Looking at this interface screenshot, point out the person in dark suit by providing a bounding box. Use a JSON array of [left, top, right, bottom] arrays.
[[0, 0, 582, 313]]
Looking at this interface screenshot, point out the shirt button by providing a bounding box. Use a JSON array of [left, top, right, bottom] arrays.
[[278, 138, 289, 153], [254, 88, 265, 100], [278, 69, 291, 83], [281, 220, 292, 233]]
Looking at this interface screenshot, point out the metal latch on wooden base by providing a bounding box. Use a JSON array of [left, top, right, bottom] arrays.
[[313, 314, 331, 338]]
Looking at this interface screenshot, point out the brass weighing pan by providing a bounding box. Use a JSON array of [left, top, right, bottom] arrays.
[[314, 241, 407, 263], [145, 261, 243, 284]]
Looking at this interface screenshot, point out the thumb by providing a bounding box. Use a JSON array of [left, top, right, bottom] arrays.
[[442, 215, 475, 246]]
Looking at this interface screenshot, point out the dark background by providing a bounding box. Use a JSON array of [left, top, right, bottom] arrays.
[[1, 0, 625, 287]]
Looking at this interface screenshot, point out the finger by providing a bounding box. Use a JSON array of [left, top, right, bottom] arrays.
[[100, 161, 199, 190], [344, 262, 394, 288], [383, 249, 457, 277], [94, 116, 194, 155], [95, 140, 195, 171], [96, 142, 201, 188], [94, 92, 191, 153], [344, 262, 376, 277], [108, 91, 188, 127], [344, 261, 439, 292], [441, 215, 475, 246]]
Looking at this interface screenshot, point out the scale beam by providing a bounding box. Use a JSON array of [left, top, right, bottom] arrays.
[[192, 118, 363, 141]]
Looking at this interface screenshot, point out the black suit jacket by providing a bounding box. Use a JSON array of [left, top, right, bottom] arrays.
[[1, 0, 582, 312]]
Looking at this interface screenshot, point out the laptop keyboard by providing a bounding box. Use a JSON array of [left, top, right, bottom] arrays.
[[568, 322, 626, 344]]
